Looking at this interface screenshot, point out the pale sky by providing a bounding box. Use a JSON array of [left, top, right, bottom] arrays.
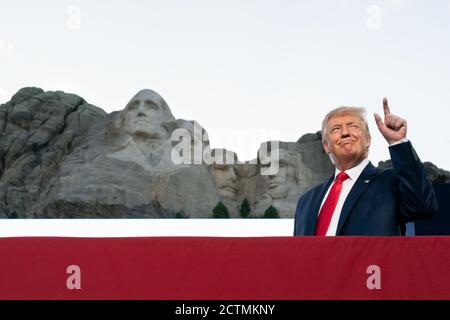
[[1, 0, 450, 170]]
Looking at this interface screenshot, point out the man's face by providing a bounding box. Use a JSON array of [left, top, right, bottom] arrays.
[[323, 113, 370, 168], [210, 164, 238, 199], [260, 150, 297, 199], [123, 93, 167, 140]]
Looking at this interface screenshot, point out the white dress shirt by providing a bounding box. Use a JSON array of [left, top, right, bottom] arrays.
[[319, 158, 370, 236]]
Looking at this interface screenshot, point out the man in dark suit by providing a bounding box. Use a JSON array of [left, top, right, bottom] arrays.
[[294, 98, 438, 236]]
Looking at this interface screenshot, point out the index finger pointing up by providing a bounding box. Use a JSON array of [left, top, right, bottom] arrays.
[[383, 97, 390, 116]]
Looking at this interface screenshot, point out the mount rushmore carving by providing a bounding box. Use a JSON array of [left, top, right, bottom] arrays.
[[0, 87, 448, 218]]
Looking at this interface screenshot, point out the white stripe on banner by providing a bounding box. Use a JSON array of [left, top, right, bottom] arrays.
[[0, 219, 294, 237]]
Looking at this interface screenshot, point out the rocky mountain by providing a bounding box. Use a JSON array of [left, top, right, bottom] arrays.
[[0, 87, 447, 219]]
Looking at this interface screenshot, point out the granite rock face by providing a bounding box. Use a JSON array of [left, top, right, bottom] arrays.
[[0, 88, 107, 218], [250, 137, 334, 218], [378, 160, 450, 183], [0, 88, 225, 218], [1, 87, 447, 219]]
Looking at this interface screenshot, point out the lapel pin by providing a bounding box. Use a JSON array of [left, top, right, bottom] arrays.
[[364, 180, 370, 184]]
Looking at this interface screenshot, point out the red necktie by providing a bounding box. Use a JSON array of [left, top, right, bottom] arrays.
[[315, 171, 350, 236]]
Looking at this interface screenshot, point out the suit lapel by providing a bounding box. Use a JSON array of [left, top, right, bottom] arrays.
[[305, 176, 334, 235], [335, 162, 379, 235]]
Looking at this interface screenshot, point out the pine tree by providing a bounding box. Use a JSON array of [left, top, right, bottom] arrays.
[[212, 202, 230, 218], [175, 211, 189, 218], [263, 205, 279, 218], [240, 198, 251, 218], [9, 212, 18, 219]]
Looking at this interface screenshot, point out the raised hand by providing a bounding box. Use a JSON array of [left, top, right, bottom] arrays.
[[374, 98, 407, 145]]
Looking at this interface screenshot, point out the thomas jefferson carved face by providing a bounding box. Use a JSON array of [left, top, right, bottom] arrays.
[[123, 89, 174, 140]]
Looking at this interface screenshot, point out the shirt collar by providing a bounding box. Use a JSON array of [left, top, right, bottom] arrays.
[[334, 158, 370, 181]]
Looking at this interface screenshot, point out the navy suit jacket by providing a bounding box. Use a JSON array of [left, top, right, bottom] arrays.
[[293, 141, 438, 236]]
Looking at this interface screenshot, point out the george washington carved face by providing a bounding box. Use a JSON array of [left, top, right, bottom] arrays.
[[122, 89, 174, 140]]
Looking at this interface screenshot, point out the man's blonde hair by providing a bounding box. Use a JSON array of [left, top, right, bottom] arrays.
[[321, 106, 371, 143]]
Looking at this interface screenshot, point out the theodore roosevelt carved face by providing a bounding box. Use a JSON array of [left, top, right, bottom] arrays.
[[209, 149, 239, 200]]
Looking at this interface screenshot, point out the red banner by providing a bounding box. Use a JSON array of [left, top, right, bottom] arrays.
[[0, 236, 449, 300]]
